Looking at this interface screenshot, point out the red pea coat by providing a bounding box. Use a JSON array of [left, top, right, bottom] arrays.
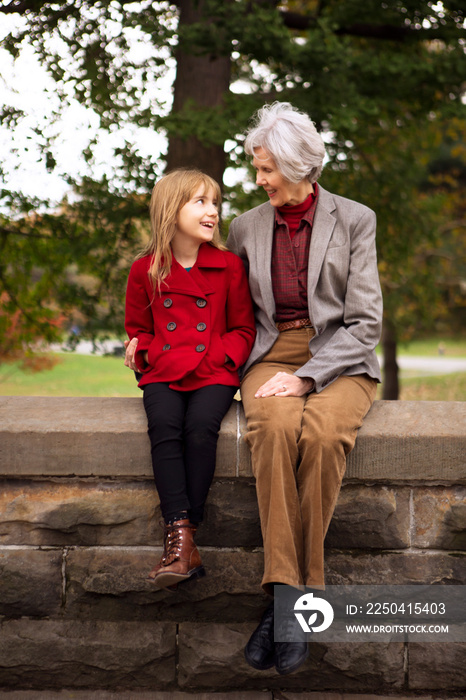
[[125, 243, 256, 390]]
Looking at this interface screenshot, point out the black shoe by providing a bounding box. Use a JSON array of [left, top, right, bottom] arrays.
[[244, 602, 275, 670], [274, 596, 309, 675], [275, 640, 309, 675]]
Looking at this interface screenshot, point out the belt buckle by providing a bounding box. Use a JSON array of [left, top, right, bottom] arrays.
[[297, 318, 310, 329]]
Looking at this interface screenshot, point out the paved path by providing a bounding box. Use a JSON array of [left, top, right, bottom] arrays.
[[50, 339, 123, 356], [383, 356, 466, 375]]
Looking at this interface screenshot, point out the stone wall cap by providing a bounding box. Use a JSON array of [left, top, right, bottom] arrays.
[[0, 396, 145, 433], [0, 397, 464, 481]]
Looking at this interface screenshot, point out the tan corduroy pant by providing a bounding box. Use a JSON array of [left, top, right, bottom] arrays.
[[240, 327, 377, 594]]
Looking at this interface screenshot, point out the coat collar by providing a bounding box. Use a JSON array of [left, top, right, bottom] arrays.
[[195, 242, 227, 269], [164, 243, 226, 298]]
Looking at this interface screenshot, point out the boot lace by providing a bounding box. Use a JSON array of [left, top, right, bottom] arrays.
[[161, 524, 185, 565]]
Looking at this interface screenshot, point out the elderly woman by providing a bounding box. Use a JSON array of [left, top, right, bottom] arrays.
[[226, 102, 382, 675]]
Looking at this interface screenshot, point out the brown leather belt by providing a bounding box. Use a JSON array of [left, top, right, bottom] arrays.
[[276, 317, 313, 332]]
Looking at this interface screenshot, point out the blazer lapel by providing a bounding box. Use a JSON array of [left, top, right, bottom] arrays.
[[254, 204, 276, 317], [307, 186, 336, 299]]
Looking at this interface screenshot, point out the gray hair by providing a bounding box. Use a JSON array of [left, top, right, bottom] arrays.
[[244, 102, 326, 184]]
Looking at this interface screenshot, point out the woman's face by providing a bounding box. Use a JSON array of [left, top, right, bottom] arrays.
[[252, 147, 312, 207]]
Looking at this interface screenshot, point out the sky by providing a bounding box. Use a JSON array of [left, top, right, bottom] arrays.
[[0, 12, 173, 203], [0, 12, 253, 206]]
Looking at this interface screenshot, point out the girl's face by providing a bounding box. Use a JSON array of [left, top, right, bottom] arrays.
[[175, 186, 219, 246]]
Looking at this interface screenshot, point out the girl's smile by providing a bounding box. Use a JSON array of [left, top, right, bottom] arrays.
[[175, 187, 219, 246]]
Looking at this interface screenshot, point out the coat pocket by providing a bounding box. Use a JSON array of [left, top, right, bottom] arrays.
[[209, 333, 227, 367]]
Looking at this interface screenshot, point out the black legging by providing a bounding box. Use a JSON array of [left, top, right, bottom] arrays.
[[143, 383, 236, 524]]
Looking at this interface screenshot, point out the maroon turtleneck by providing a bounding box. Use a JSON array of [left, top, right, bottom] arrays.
[[277, 190, 316, 240], [271, 185, 319, 321]]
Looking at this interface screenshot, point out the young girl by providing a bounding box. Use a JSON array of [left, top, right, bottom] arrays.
[[125, 169, 256, 590]]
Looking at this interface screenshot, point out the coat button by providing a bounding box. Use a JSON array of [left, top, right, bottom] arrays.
[[167, 322, 176, 331], [195, 344, 206, 352], [196, 299, 207, 308], [196, 322, 206, 332], [163, 344, 171, 351], [163, 298, 173, 308]]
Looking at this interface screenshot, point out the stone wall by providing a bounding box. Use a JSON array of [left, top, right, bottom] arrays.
[[0, 396, 465, 697]]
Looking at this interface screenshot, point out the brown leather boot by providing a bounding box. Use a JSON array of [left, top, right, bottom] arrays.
[[148, 519, 205, 589]]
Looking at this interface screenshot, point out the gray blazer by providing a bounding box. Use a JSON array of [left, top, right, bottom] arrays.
[[226, 185, 383, 393]]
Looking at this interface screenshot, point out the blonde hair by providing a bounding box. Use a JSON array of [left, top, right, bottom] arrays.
[[139, 169, 224, 290]]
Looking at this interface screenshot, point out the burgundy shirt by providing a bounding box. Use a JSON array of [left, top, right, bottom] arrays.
[[271, 185, 319, 321]]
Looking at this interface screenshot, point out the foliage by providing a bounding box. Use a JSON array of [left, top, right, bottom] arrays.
[[320, 114, 466, 344], [0, 180, 149, 363], [0, 0, 465, 368]]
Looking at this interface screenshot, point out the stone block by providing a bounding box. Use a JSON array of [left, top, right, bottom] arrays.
[[413, 486, 466, 550], [177, 622, 404, 690], [326, 486, 410, 550], [0, 396, 238, 478], [0, 480, 159, 546], [0, 619, 175, 690], [215, 400, 242, 477], [0, 396, 152, 477], [408, 642, 466, 689], [346, 401, 466, 482], [0, 694, 459, 700], [0, 693, 271, 700], [200, 479, 261, 547], [277, 695, 451, 700], [0, 546, 62, 617], [0, 478, 259, 548], [64, 547, 267, 621], [325, 551, 466, 585]]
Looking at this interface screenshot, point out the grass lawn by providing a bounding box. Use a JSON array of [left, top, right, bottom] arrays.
[[378, 372, 466, 402], [1, 337, 465, 400], [0, 353, 141, 397]]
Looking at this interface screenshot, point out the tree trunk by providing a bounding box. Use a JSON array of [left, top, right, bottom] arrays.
[[166, 0, 231, 185], [382, 319, 399, 400]]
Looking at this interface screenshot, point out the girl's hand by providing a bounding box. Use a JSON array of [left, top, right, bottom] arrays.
[[124, 338, 139, 371], [255, 371, 314, 398]]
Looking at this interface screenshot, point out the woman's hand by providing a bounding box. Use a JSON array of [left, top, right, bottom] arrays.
[[255, 371, 314, 398]]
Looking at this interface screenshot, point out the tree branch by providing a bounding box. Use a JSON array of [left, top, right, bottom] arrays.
[[279, 11, 466, 42], [334, 22, 466, 41], [0, 1, 45, 13], [279, 10, 317, 32]]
